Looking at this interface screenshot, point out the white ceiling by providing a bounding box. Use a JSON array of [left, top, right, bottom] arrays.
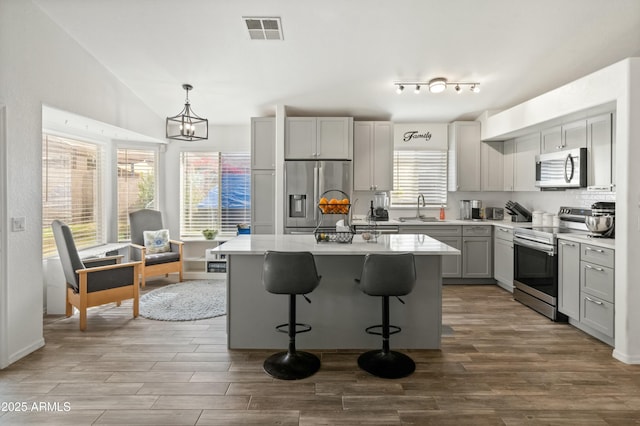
[[34, 0, 640, 127]]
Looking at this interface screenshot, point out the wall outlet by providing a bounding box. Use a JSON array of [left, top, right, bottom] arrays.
[[11, 217, 25, 232]]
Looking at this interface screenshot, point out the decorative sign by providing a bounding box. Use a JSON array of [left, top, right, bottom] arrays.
[[393, 123, 448, 150]]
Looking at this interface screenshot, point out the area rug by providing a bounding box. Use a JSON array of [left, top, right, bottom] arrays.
[[140, 280, 226, 321]]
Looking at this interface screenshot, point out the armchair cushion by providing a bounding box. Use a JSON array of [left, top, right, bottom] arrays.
[[145, 251, 181, 266], [143, 229, 171, 254]]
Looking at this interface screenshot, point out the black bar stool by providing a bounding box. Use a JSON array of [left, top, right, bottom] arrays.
[[262, 251, 321, 380], [355, 253, 417, 379]]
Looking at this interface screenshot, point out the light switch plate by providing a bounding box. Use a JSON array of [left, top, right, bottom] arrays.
[[11, 217, 25, 232]]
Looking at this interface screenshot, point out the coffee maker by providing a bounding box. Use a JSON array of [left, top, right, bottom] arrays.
[[372, 191, 389, 221]]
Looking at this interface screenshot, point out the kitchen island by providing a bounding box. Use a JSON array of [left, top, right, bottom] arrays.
[[211, 234, 460, 350]]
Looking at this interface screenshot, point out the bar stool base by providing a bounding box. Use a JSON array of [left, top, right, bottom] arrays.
[[358, 350, 415, 379], [263, 351, 320, 380]]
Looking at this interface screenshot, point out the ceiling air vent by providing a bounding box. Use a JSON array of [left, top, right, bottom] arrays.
[[243, 17, 283, 40]]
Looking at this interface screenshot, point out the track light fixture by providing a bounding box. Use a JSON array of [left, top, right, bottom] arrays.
[[414, 85, 421, 94], [394, 77, 480, 94], [166, 84, 209, 141]]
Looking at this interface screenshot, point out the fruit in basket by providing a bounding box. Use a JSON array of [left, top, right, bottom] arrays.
[[340, 198, 349, 213], [319, 197, 329, 213], [329, 198, 339, 213]]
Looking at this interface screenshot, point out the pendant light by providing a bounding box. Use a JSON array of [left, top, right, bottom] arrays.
[[166, 84, 208, 141]]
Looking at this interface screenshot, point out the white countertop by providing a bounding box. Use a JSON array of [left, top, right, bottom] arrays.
[[212, 234, 461, 256]]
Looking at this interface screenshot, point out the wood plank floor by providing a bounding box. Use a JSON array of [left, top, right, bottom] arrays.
[[2, 279, 640, 425]]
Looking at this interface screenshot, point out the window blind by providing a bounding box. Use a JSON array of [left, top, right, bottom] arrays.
[[391, 150, 448, 207], [117, 148, 157, 241], [180, 152, 251, 237], [42, 134, 104, 257]]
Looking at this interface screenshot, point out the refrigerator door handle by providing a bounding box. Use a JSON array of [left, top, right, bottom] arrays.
[[313, 162, 319, 222]]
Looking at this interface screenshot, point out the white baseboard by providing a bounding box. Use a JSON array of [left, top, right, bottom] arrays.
[[6, 338, 45, 367], [613, 348, 640, 364]]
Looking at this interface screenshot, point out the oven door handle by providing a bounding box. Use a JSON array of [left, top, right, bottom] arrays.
[[513, 236, 556, 256]]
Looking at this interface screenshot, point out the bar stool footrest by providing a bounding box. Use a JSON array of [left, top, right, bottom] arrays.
[[275, 322, 312, 334], [263, 350, 320, 380], [365, 324, 401, 336], [357, 349, 415, 379]]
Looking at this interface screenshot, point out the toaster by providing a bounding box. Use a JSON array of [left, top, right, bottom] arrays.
[[485, 207, 504, 220]]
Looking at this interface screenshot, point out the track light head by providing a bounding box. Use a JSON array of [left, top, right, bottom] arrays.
[[396, 84, 405, 94], [470, 84, 480, 93], [414, 85, 421, 94], [454, 84, 462, 94]]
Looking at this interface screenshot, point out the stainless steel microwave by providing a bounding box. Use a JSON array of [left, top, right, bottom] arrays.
[[535, 147, 587, 189]]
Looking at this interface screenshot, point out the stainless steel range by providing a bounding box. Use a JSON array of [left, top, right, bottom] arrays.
[[512, 206, 592, 321]]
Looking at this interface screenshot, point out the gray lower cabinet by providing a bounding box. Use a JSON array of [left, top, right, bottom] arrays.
[[558, 239, 580, 320], [558, 238, 614, 345], [493, 226, 513, 291], [462, 225, 492, 278], [398, 225, 462, 277]]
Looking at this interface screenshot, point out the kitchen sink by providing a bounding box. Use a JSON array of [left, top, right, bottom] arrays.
[[398, 216, 443, 223]]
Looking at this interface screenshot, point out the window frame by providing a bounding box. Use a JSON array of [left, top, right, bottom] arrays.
[[390, 149, 448, 209]]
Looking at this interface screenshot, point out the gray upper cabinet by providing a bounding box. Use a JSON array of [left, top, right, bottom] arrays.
[[353, 121, 393, 191], [587, 113, 614, 191], [285, 117, 353, 160], [513, 133, 540, 191], [503, 139, 515, 191], [481, 141, 504, 191], [251, 117, 275, 170], [541, 120, 587, 154], [448, 121, 481, 191]]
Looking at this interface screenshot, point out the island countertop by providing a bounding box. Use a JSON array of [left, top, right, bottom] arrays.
[[211, 234, 461, 256]]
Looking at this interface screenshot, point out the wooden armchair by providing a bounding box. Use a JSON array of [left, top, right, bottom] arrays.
[[128, 209, 183, 287], [51, 220, 141, 331]]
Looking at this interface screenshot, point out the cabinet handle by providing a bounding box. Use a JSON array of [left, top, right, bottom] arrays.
[[585, 296, 604, 306], [499, 228, 510, 232], [585, 264, 605, 272], [556, 145, 562, 150], [560, 241, 576, 247], [585, 247, 604, 253]]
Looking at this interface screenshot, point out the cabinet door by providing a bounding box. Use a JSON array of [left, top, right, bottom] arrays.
[[449, 122, 481, 191], [462, 236, 492, 278], [316, 117, 352, 159], [587, 113, 613, 190], [481, 141, 504, 191], [437, 236, 462, 278], [503, 139, 514, 191], [493, 237, 513, 290], [251, 170, 275, 234], [371, 122, 393, 191], [558, 239, 580, 320], [513, 133, 540, 191], [251, 117, 275, 169], [353, 122, 374, 191], [562, 120, 587, 150], [541, 126, 562, 154], [285, 117, 316, 159]]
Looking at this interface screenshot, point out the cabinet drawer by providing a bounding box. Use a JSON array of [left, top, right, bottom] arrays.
[[580, 261, 614, 303], [463, 225, 492, 237], [580, 294, 614, 338], [403, 225, 461, 237], [581, 244, 614, 268], [494, 226, 513, 241]]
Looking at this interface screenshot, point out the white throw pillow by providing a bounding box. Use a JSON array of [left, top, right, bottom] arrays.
[[143, 229, 170, 254]]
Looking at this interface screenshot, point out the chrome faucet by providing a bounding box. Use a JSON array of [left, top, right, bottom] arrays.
[[416, 194, 426, 218]]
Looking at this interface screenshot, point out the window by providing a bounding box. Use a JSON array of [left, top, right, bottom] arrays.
[[390, 150, 448, 207], [180, 152, 250, 237], [42, 134, 104, 257], [117, 148, 157, 241]]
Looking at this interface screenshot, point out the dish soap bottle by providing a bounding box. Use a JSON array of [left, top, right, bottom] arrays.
[[439, 204, 446, 220]]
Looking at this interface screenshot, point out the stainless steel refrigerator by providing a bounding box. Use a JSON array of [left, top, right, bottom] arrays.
[[285, 160, 352, 233]]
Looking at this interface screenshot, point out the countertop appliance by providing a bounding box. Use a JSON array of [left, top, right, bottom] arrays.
[[587, 201, 615, 238], [372, 191, 389, 221], [471, 200, 483, 220], [285, 160, 351, 233], [484, 207, 504, 221], [535, 147, 587, 190], [512, 206, 592, 321], [460, 200, 472, 220], [505, 200, 532, 222]]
